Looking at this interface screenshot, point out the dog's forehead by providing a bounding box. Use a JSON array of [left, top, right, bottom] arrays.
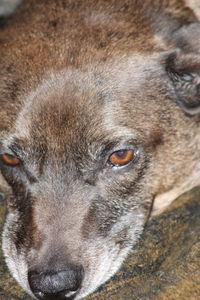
[[13, 71, 111, 148], [7, 54, 163, 154]]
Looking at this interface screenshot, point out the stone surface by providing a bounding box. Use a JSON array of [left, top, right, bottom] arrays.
[[0, 187, 200, 300]]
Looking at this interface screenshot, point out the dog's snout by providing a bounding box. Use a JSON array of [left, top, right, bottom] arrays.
[[28, 265, 84, 300]]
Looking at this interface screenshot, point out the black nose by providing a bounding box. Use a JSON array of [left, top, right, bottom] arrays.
[[28, 265, 84, 300]]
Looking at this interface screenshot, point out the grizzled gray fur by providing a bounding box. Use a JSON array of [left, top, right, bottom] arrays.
[[0, 0, 200, 300]]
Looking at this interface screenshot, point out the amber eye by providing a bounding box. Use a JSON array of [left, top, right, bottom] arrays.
[[108, 149, 135, 167], [0, 153, 21, 166]]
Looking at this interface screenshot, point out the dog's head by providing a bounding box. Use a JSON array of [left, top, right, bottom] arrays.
[[1, 1, 200, 300]]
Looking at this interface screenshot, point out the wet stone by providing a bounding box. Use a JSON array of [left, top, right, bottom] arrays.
[[0, 187, 200, 300]]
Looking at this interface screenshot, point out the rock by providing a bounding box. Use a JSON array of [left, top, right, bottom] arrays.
[[0, 187, 200, 300]]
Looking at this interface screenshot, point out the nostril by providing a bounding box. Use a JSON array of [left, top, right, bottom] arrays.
[[28, 265, 84, 300]]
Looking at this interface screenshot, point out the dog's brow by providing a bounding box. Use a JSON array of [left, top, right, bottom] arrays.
[[7, 140, 27, 157], [95, 138, 137, 156]]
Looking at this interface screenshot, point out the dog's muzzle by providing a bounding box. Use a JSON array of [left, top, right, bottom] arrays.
[[28, 264, 84, 300]]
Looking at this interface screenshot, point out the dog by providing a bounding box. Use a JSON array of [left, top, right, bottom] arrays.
[[0, 0, 200, 299]]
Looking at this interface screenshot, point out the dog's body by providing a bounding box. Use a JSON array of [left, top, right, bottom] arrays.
[[0, 0, 200, 299]]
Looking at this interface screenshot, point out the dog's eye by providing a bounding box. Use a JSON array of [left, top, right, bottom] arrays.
[[0, 153, 21, 166], [108, 149, 135, 167]]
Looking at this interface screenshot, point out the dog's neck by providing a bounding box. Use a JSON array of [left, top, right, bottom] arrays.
[[152, 129, 200, 216]]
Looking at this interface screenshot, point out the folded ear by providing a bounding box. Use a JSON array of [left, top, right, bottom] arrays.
[[166, 50, 200, 115], [172, 23, 200, 54]]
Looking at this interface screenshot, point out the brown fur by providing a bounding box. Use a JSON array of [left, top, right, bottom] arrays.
[[0, 1, 200, 300]]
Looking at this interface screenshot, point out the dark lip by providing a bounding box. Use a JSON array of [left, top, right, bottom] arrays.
[[34, 290, 77, 300]]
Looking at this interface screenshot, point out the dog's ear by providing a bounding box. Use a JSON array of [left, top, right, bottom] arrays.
[[165, 23, 200, 115], [166, 50, 200, 115], [172, 23, 200, 54]]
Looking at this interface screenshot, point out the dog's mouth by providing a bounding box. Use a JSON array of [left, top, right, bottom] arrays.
[[31, 287, 80, 300], [2, 207, 145, 300], [32, 290, 78, 300], [26, 248, 127, 300], [3, 235, 133, 300]]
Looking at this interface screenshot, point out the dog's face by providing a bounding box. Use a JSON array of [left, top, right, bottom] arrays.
[[0, 57, 161, 299], [1, 1, 200, 300], [1, 53, 200, 300]]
